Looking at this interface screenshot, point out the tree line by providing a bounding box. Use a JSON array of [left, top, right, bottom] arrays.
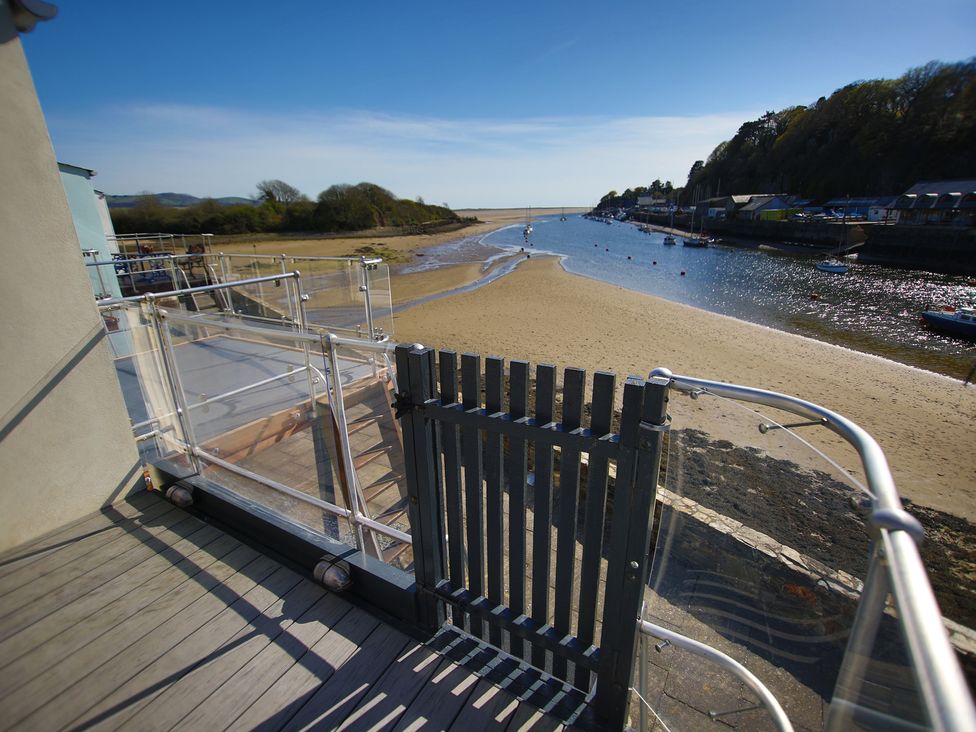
[[596, 58, 975, 210], [683, 58, 976, 202], [110, 180, 460, 235]]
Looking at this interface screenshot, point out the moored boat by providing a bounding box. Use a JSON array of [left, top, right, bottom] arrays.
[[920, 306, 976, 341], [816, 260, 849, 274], [663, 234, 676, 245]]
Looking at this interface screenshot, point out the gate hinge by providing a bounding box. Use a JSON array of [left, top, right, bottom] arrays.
[[391, 391, 414, 419]]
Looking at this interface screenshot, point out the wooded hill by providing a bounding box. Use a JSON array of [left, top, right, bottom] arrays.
[[683, 58, 976, 202], [109, 181, 459, 235]]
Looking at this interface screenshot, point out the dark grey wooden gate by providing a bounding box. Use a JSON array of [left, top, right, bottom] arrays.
[[394, 344, 669, 730]]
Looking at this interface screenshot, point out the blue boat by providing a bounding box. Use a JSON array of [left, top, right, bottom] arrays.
[[920, 306, 976, 341]]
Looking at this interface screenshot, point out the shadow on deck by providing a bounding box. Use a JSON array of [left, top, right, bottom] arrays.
[[0, 492, 573, 731]]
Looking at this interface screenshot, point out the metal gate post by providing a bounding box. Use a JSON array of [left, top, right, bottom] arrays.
[[395, 344, 446, 633], [594, 375, 670, 730]]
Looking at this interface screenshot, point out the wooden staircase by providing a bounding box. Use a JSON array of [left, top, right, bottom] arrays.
[[336, 376, 411, 566], [196, 370, 411, 568]]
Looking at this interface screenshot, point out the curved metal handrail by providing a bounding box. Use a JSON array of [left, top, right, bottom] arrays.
[[648, 368, 976, 732], [638, 619, 794, 732]]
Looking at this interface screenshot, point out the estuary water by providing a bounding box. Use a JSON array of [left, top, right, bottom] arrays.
[[407, 214, 976, 378]]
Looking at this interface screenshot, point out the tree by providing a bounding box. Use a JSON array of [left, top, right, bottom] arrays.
[[256, 179, 307, 204]]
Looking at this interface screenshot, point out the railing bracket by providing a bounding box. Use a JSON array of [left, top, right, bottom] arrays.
[[869, 507, 924, 545], [758, 418, 827, 434]]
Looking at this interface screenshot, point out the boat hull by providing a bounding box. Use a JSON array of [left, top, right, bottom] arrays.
[[921, 311, 976, 341]]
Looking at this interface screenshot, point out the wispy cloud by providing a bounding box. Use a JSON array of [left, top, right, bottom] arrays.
[[47, 104, 755, 207]]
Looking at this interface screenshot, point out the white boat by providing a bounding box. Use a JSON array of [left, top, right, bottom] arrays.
[[816, 260, 849, 274], [663, 234, 676, 245]]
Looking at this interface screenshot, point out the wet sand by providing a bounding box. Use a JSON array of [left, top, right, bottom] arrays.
[[393, 256, 976, 522]]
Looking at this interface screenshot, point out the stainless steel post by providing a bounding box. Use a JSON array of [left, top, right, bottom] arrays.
[[146, 295, 201, 473], [326, 333, 379, 555], [294, 272, 318, 418], [94, 261, 108, 298], [281, 255, 295, 326], [167, 255, 178, 291], [360, 257, 376, 340]]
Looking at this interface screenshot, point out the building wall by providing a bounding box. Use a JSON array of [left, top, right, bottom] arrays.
[[0, 6, 142, 552], [59, 165, 123, 299]]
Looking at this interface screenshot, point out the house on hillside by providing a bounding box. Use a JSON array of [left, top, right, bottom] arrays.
[[736, 195, 796, 221], [696, 194, 796, 221], [636, 195, 669, 213], [822, 196, 898, 222], [893, 180, 976, 226]]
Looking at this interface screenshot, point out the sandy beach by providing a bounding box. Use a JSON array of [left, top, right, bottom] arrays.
[[215, 208, 584, 263], [393, 256, 976, 522]]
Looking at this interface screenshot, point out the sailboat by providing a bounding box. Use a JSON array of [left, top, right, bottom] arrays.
[[663, 204, 676, 245], [683, 201, 707, 247], [523, 206, 533, 238], [560, 207, 567, 221]]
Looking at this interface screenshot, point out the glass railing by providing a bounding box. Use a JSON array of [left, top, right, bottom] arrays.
[[90, 248, 393, 341], [286, 256, 394, 340], [633, 370, 974, 731], [99, 276, 408, 566]]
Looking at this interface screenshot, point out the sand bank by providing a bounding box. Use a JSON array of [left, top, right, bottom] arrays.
[[394, 256, 976, 521], [215, 208, 586, 262]]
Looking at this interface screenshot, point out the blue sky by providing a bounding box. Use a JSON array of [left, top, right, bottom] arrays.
[[22, 1, 976, 207]]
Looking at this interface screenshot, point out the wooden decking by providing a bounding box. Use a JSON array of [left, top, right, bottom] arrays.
[[0, 492, 567, 731]]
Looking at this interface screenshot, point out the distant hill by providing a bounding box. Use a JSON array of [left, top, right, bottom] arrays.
[[106, 193, 258, 209]]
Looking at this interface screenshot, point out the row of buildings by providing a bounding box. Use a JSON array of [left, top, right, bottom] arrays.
[[637, 179, 976, 227]]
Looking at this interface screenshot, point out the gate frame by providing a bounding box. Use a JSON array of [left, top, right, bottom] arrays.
[[395, 343, 669, 731]]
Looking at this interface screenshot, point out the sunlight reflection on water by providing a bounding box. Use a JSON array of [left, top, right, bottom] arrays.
[[468, 215, 976, 377]]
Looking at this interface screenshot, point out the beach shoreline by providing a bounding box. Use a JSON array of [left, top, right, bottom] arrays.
[[393, 255, 976, 522]]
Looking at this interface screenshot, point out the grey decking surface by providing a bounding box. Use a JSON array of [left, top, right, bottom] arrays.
[[0, 492, 563, 731]]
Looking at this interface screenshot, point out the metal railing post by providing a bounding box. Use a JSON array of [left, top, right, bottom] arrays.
[[360, 257, 376, 340], [166, 255, 178, 291], [325, 334, 372, 554], [281, 255, 296, 326], [293, 272, 318, 417], [145, 295, 201, 473]]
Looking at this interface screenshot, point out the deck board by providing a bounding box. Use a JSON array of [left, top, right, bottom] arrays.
[[0, 509, 196, 639], [0, 492, 571, 731], [0, 524, 226, 679], [171, 593, 352, 731], [0, 498, 176, 597], [0, 491, 161, 579]]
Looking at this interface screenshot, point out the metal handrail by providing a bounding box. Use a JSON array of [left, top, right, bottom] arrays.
[[96, 271, 302, 306], [218, 252, 381, 264], [85, 253, 197, 267], [637, 619, 794, 732], [649, 367, 976, 732]]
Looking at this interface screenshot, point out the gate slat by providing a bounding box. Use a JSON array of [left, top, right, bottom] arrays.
[[530, 364, 556, 671], [507, 360, 530, 660], [460, 353, 484, 638], [484, 356, 505, 648], [439, 350, 465, 626], [574, 370, 615, 689], [552, 367, 585, 682]]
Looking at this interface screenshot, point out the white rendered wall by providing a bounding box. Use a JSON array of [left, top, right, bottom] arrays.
[[0, 5, 142, 551]]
